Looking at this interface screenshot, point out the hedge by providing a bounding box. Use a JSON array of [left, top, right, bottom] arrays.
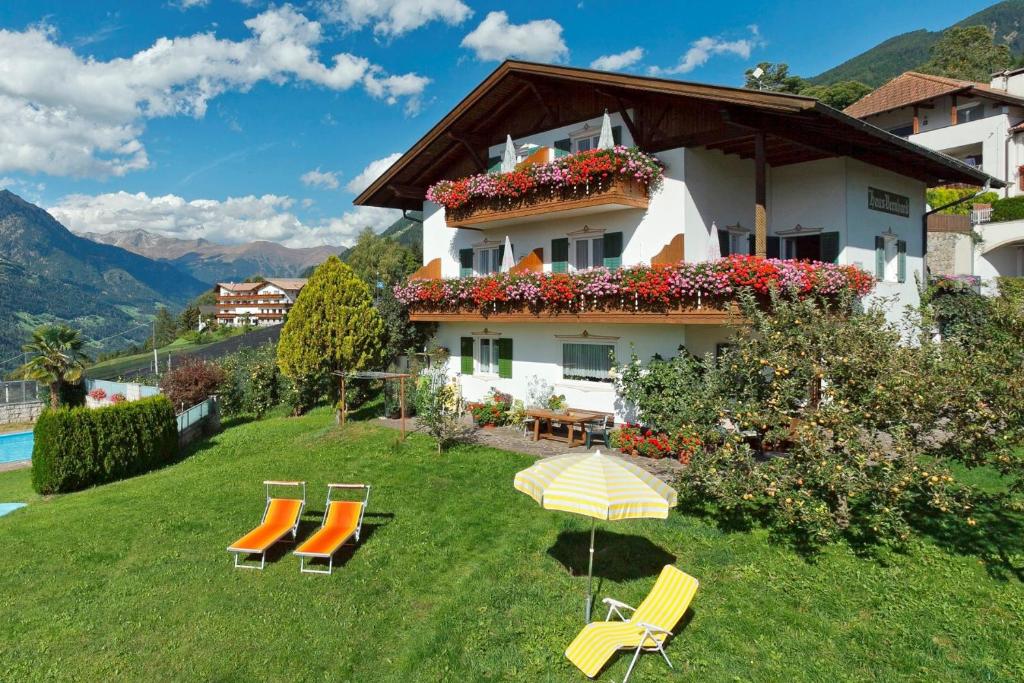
[[990, 196, 1024, 223], [31, 395, 178, 494]]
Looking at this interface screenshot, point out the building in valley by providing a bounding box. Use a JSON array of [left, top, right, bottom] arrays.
[[214, 278, 307, 327], [847, 69, 1024, 283], [355, 61, 996, 419]]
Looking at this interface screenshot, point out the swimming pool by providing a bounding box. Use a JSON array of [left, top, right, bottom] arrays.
[[0, 431, 32, 464]]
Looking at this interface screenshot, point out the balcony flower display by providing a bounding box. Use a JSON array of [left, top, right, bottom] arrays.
[[425, 146, 664, 211], [394, 256, 875, 314]]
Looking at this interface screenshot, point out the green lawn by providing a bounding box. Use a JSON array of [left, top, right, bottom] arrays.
[[0, 411, 1021, 681], [87, 329, 246, 379]]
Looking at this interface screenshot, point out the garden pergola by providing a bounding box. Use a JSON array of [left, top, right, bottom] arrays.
[[333, 371, 411, 439]]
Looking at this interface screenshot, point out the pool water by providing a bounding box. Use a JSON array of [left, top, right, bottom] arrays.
[[0, 431, 32, 464]]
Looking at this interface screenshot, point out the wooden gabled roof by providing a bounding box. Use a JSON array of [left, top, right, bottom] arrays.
[[844, 71, 1024, 119], [355, 61, 1001, 210]]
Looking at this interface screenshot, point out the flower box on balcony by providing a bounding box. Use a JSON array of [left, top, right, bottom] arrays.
[[446, 176, 650, 229]]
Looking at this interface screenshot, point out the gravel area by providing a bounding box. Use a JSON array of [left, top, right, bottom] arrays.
[[374, 415, 685, 482]]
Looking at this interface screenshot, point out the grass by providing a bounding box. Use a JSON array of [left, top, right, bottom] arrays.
[[0, 410, 1021, 681], [0, 421, 34, 435], [87, 329, 245, 378]]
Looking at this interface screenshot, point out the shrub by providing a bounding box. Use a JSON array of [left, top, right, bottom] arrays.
[[415, 366, 475, 453], [160, 358, 226, 411], [218, 343, 284, 418], [32, 396, 178, 494], [991, 195, 1024, 222], [616, 290, 1024, 551], [470, 389, 512, 426], [926, 187, 997, 215], [998, 276, 1024, 306], [609, 424, 703, 463]]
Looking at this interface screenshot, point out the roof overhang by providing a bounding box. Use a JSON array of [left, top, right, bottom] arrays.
[[355, 60, 1002, 210]]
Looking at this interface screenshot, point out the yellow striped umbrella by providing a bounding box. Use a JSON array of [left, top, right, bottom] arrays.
[[513, 450, 677, 621]]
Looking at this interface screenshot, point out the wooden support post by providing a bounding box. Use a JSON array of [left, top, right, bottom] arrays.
[[338, 375, 347, 426], [754, 131, 767, 258], [912, 105, 920, 134], [951, 95, 958, 126], [399, 376, 406, 440]]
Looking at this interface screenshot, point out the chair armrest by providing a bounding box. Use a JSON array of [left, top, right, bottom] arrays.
[[637, 622, 672, 636], [602, 598, 636, 612]]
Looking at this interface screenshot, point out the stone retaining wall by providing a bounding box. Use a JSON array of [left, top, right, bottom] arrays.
[[0, 401, 44, 425]]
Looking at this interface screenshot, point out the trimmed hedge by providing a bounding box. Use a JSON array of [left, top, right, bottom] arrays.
[[31, 395, 178, 494]]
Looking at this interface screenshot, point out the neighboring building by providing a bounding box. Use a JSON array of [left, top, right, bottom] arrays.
[[214, 278, 307, 327], [847, 70, 1024, 284], [355, 61, 996, 419]]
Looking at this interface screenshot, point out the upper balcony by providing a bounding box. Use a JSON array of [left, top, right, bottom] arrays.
[[427, 146, 661, 231]]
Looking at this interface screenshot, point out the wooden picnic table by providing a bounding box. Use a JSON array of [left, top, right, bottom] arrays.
[[526, 408, 605, 448]]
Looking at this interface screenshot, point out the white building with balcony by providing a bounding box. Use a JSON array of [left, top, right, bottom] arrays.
[[215, 278, 306, 327], [355, 61, 995, 419]]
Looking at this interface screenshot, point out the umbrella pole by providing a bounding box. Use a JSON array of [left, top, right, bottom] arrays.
[[586, 518, 595, 623]]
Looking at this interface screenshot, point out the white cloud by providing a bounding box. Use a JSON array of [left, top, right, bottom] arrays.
[[461, 11, 568, 63], [319, 0, 472, 37], [345, 152, 402, 193], [0, 6, 428, 178], [589, 47, 644, 72], [300, 167, 340, 189], [49, 191, 399, 248], [178, 0, 210, 8], [649, 26, 762, 76]]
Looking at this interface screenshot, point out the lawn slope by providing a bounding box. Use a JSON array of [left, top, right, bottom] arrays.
[[0, 412, 1021, 681]]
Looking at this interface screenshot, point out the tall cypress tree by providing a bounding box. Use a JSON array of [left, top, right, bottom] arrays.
[[277, 256, 385, 415]]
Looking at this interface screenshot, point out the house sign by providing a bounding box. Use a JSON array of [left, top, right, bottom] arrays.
[[868, 187, 910, 217]]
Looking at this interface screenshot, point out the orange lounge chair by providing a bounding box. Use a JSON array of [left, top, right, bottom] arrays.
[[294, 483, 370, 575], [227, 480, 306, 570]]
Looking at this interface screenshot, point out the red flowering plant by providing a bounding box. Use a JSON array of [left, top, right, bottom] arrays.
[[87, 388, 107, 401], [426, 146, 664, 212], [470, 388, 513, 426], [395, 257, 875, 315], [109, 393, 127, 404], [609, 423, 700, 462]]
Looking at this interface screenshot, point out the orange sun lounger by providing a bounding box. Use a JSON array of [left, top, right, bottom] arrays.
[[227, 480, 306, 570], [294, 483, 370, 575]]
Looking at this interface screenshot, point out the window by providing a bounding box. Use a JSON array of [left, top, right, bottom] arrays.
[[574, 134, 600, 153], [572, 235, 604, 271], [958, 104, 984, 123], [888, 123, 914, 137], [884, 237, 899, 282], [478, 338, 499, 374], [874, 235, 906, 283], [562, 343, 614, 383], [476, 246, 500, 275], [728, 232, 748, 256]]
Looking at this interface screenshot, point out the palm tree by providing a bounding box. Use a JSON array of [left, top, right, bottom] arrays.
[[18, 325, 90, 408]]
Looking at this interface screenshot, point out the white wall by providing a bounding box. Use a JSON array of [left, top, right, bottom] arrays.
[[433, 321, 732, 421], [683, 147, 754, 261]]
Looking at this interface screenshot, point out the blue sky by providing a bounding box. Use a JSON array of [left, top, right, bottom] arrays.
[[0, 0, 997, 247]]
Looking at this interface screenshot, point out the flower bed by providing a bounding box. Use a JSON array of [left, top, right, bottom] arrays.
[[425, 146, 663, 213], [395, 256, 875, 314], [609, 424, 702, 464]]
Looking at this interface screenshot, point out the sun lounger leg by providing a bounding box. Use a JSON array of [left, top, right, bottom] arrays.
[[623, 643, 645, 683], [233, 551, 266, 570], [657, 641, 673, 669], [299, 555, 334, 575]]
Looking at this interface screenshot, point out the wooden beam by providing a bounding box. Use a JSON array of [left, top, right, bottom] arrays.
[[524, 79, 555, 126], [754, 131, 767, 258], [389, 183, 424, 200], [951, 94, 958, 126], [447, 132, 487, 172], [615, 97, 643, 147], [913, 105, 920, 135]]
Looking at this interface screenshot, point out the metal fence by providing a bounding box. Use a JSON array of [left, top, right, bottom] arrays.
[[0, 380, 39, 405], [177, 397, 215, 432]]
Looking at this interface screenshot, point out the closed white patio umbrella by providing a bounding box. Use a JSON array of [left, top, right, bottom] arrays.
[[707, 221, 722, 260], [501, 235, 515, 272], [513, 450, 677, 622], [501, 134, 517, 172], [597, 109, 615, 150]]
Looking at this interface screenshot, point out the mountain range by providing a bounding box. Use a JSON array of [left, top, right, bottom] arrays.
[[77, 229, 340, 284], [810, 0, 1024, 86], [0, 190, 208, 366]]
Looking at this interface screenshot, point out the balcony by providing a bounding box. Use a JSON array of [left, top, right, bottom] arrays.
[[445, 176, 649, 229], [427, 146, 662, 230]]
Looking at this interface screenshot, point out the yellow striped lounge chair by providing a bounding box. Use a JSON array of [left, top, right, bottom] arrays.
[[565, 565, 698, 682]]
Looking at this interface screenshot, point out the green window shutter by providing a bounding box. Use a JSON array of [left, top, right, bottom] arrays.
[[497, 338, 513, 379], [459, 248, 473, 277], [487, 156, 501, 172], [611, 125, 622, 146], [554, 138, 571, 158], [552, 238, 569, 273], [718, 230, 731, 257], [766, 235, 781, 259], [602, 231, 623, 269], [874, 236, 885, 279], [460, 337, 474, 375], [897, 240, 907, 283], [820, 231, 840, 264]]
